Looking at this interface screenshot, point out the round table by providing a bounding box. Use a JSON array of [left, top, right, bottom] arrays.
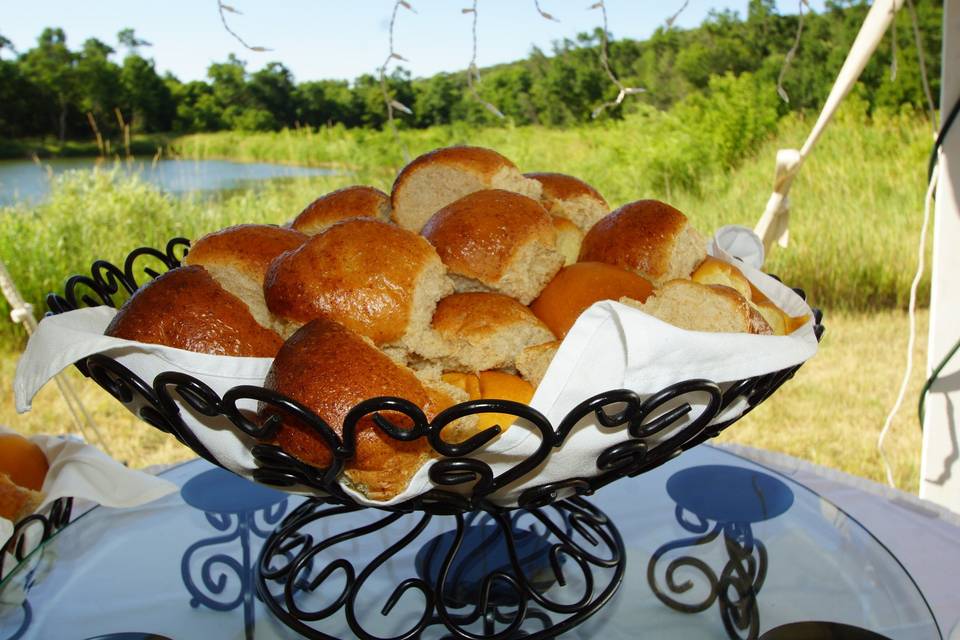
[[0, 445, 941, 640]]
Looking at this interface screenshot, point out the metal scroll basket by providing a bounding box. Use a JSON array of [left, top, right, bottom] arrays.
[[46, 237, 824, 640]]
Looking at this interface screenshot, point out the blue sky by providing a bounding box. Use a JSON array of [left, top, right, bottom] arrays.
[[3, 1, 825, 83]]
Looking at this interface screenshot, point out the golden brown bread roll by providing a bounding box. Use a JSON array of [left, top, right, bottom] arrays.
[[530, 262, 654, 339], [262, 318, 456, 500], [578, 200, 707, 286], [184, 224, 308, 337], [441, 370, 533, 435], [264, 218, 453, 354], [0, 472, 43, 522], [624, 279, 772, 335], [431, 292, 555, 372], [692, 258, 808, 335], [291, 185, 391, 235], [0, 432, 48, 492], [691, 256, 752, 301], [421, 189, 564, 304], [515, 340, 560, 387], [750, 292, 809, 336], [105, 265, 284, 357], [391, 146, 542, 232], [525, 172, 609, 231], [551, 215, 583, 266]]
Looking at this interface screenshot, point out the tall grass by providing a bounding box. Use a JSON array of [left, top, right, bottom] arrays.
[[0, 107, 932, 350]]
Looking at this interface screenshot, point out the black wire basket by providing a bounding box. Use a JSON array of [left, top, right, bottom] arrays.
[[44, 237, 824, 639]]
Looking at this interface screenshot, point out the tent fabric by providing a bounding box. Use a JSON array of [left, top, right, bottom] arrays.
[[719, 442, 960, 637]]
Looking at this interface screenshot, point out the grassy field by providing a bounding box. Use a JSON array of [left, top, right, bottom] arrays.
[[0, 109, 937, 492]]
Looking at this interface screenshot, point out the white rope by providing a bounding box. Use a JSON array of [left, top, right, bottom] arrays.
[[589, 1, 645, 119], [0, 259, 113, 455], [379, 0, 416, 162], [755, 0, 905, 255], [877, 158, 939, 488], [216, 1, 271, 52], [463, 1, 505, 119]]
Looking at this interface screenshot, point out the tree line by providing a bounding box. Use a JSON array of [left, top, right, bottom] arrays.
[[0, 0, 942, 143]]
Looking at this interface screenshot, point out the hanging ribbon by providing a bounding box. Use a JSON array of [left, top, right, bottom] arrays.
[[755, 0, 906, 255]]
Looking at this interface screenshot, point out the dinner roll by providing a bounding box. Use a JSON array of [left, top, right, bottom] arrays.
[[552, 215, 583, 266], [264, 218, 453, 355], [263, 318, 454, 500], [0, 432, 48, 492], [441, 370, 534, 434], [0, 473, 43, 522], [105, 265, 284, 357], [432, 292, 555, 372], [391, 146, 542, 232], [421, 189, 564, 304], [750, 290, 809, 336], [691, 256, 752, 301], [515, 340, 560, 387], [525, 172, 609, 231], [625, 279, 772, 335], [530, 262, 654, 339], [579, 200, 707, 286], [184, 224, 308, 337], [291, 185, 391, 235]]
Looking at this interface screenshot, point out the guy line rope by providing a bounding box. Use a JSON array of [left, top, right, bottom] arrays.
[[0, 259, 112, 455]]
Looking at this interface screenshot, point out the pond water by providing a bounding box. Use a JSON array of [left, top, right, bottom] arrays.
[[0, 157, 337, 207]]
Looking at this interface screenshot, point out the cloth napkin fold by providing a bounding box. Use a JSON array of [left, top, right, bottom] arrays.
[[13, 230, 818, 507]]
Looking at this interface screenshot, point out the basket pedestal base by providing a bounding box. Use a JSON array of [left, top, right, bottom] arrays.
[[256, 496, 625, 639]]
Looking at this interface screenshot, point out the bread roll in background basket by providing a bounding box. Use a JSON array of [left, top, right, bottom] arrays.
[[15, 146, 823, 512]]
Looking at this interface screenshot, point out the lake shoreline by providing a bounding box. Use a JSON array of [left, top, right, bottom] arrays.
[[0, 157, 338, 207]]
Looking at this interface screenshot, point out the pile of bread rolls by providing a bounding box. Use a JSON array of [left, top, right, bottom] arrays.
[[104, 145, 806, 501]]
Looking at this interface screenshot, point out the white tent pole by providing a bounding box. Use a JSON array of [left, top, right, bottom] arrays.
[[755, 0, 905, 255], [0, 259, 113, 455], [920, 0, 960, 512]]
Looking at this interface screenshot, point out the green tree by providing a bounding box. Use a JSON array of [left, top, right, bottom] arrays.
[[249, 62, 297, 128], [120, 54, 175, 132], [20, 28, 79, 141], [76, 38, 123, 136], [116, 28, 151, 56]]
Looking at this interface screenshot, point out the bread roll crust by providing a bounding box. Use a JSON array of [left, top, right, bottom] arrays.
[[185, 224, 308, 283], [264, 218, 447, 345], [525, 172, 609, 231], [432, 291, 555, 371], [579, 200, 706, 285], [264, 319, 448, 500], [531, 262, 653, 339], [0, 472, 43, 522], [421, 189, 562, 303], [291, 186, 391, 235], [691, 256, 752, 301], [628, 279, 773, 335], [105, 265, 283, 357], [391, 146, 542, 231]]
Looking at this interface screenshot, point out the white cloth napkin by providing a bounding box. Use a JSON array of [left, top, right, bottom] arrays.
[[13, 231, 818, 507]]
